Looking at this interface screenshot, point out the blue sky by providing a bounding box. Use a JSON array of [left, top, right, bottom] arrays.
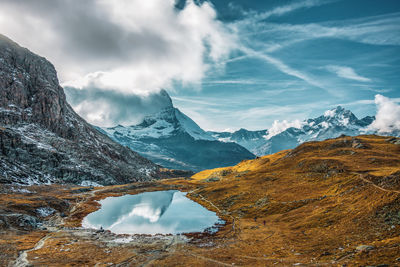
[[170, 0, 400, 130], [0, 0, 399, 131]]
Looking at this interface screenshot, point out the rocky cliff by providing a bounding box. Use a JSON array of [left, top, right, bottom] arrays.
[[0, 35, 160, 185]]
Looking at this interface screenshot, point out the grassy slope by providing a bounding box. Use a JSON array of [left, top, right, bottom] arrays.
[[162, 135, 400, 266], [1, 135, 399, 266]]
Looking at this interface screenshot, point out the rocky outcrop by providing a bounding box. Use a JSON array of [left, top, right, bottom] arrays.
[[0, 34, 160, 185]]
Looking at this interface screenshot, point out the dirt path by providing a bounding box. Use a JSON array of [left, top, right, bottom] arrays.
[[14, 234, 52, 266], [358, 174, 400, 194], [188, 252, 234, 266], [14, 186, 108, 266]]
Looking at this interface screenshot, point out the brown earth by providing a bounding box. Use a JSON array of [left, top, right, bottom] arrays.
[[1, 135, 400, 266]]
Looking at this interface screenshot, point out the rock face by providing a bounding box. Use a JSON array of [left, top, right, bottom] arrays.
[[100, 92, 255, 172], [0, 35, 159, 185]]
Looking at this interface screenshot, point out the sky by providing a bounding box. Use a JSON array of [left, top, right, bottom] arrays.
[[0, 0, 399, 131]]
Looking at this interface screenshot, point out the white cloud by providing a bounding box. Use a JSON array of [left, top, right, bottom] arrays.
[[0, 0, 238, 127], [326, 65, 371, 82], [265, 119, 304, 139], [240, 0, 337, 24], [368, 94, 400, 134], [0, 0, 235, 94]]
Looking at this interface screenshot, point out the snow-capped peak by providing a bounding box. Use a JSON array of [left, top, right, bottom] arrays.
[[173, 108, 215, 140], [103, 104, 215, 141], [324, 106, 346, 117]]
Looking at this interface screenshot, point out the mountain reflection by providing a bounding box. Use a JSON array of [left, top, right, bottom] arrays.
[[82, 190, 221, 235]]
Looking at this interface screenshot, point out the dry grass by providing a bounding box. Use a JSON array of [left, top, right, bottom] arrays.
[[1, 135, 399, 266]]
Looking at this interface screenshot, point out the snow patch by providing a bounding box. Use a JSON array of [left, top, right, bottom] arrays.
[[36, 207, 56, 217], [10, 187, 32, 194], [321, 121, 329, 128], [174, 109, 215, 140], [80, 180, 103, 187], [324, 109, 336, 117]]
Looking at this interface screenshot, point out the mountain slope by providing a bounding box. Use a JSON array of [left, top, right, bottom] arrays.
[[0, 34, 160, 185], [101, 94, 255, 172], [211, 106, 378, 156], [175, 135, 400, 266], [209, 128, 269, 156]]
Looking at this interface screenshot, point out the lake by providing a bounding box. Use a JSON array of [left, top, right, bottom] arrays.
[[82, 190, 223, 235]]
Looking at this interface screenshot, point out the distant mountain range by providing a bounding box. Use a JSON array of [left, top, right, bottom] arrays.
[[100, 91, 255, 172], [210, 106, 377, 156], [101, 89, 399, 171]]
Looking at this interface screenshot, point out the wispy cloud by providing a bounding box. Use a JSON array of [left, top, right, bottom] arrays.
[[243, 0, 338, 22], [202, 79, 263, 85], [237, 12, 400, 52], [325, 65, 371, 82], [239, 46, 326, 89]]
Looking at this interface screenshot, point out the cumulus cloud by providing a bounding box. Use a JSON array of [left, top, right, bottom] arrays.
[[326, 65, 371, 82], [368, 94, 400, 134], [0, 0, 236, 126], [0, 0, 234, 90], [65, 87, 173, 127], [264, 119, 304, 139]]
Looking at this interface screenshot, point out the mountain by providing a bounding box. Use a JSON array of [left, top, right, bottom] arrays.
[[0, 34, 160, 185], [210, 106, 377, 156], [189, 135, 400, 266], [209, 128, 269, 156], [101, 91, 255, 172]]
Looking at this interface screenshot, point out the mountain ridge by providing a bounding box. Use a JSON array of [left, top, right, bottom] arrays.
[[210, 105, 380, 156], [0, 34, 160, 185]]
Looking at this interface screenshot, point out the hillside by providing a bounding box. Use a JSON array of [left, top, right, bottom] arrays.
[[166, 134, 400, 266], [0, 34, 160, 185], [1, 135, 399, 266]]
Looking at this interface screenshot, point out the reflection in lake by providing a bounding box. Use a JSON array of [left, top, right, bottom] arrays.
[[82, 190, 222, 235]]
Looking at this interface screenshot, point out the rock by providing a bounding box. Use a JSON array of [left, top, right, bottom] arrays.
[[386, 137, 400, 145], [16, 214, 41, 229], [351, 138, 367, 149], [70, 187, 94, 194], [0, 218, 8, 229], [0, 34, 160, 185], [36, 207, 56, 217], [205, 177, 220, 182], [355, 245, 375, 252]]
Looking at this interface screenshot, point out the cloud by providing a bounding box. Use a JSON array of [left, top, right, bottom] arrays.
[[326, 65, 371, 82], [65, 87, 173, 127], [368, 94, 400, 134], [239, 0, 337, 23], [240, 46, 325, 89], [264, 119, 304, 139], [0, 0, 235, 93], [238, 12, 400, 52]]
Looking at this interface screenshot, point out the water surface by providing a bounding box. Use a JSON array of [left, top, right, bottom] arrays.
[[82, 190, 222, 235]]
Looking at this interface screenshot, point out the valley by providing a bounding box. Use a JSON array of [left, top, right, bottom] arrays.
[[1, 135, 399, 266], [1, 2, 400, 266]]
